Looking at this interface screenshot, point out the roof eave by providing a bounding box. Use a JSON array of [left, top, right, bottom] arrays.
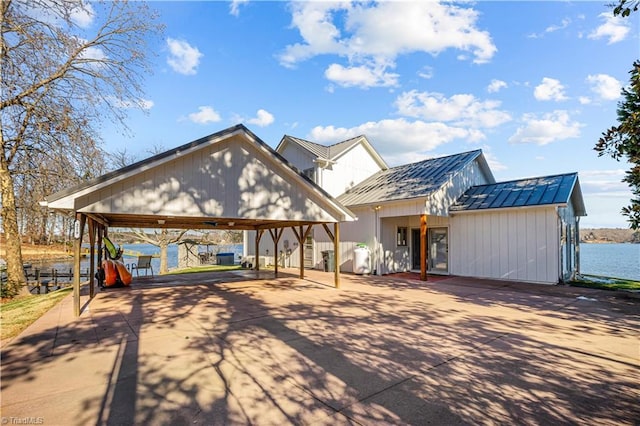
[[449, 203, 569, 215]]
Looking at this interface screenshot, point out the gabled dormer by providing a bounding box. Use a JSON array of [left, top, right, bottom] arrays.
[[276, 134, 388, 197]]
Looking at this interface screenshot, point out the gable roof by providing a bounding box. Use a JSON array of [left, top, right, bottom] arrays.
[[450, 172, 587, 215], [43, 124, 356, 229], [337, 149, 488, 207], [276, 134, 388, 169]]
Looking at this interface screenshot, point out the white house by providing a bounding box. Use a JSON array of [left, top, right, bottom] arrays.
[[247, 133, 586, 284]]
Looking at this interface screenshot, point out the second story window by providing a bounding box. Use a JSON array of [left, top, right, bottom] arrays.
[[303, 167, 315, 182]]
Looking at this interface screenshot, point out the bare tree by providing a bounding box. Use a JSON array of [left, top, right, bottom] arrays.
[[128, 229, 187, 274], [0, 0, 162, 295]]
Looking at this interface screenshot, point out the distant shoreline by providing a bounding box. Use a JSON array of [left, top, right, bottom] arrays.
[[581, 228, 639, 244]]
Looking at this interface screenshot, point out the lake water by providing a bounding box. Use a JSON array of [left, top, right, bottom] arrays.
[[579, 243, 639, 281], [31, 243, 244, 274]]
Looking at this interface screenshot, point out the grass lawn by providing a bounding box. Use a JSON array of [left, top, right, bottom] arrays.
[[569, 274, 640, 291], [1, 287, 72, 342]]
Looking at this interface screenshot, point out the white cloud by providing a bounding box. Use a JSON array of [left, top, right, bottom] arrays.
[[325, 62, 399, 88], [167, 38, 203, 75], [528, 17, 571, 38], [71, 2, 95, 28], [188, 106, 221, 124], [79, 45, 107, 62], [394, 90, 511, 128], [418, 66, 434, 80], [588, 12, 630, 44], [509, 110, 582, 145], [579, 96, 592, 105], [481, 147, 507, 172], [247, 109, 275, 127], [279, 2, 496, 88], [309, 118, 479, 161], [230, 0, 249, 17], [534, 77, 568, 101], [487, 79, 507, 93], [586, 74, 622, 101]]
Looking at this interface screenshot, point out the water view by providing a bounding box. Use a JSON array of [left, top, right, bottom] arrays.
[[579, 243, 639, 281]]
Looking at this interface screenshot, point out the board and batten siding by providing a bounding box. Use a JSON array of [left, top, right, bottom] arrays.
[[278, 143, 316, 172], [321, 144, 385, 198], [450, 207, 560, 284], [76, 135, 338, 223]]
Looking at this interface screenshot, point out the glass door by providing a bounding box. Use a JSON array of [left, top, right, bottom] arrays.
[[429, 228, 448, 274]]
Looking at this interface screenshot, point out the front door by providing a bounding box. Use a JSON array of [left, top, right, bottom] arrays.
[[411, 229, 421, 270], [429, 227, 448, 274]]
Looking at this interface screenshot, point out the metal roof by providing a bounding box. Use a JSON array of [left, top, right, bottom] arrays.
[[337, 150, 483, 206], [283, 135, 364, 161], [450, 172, 586, 214]]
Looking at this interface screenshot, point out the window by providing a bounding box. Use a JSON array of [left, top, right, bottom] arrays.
[[302, 167, 315, 182], [397, 227, 407, 246]]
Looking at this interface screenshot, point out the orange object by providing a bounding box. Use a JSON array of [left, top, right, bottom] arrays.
[[102, 259, 118, 287], [115, 260, 132, 286]]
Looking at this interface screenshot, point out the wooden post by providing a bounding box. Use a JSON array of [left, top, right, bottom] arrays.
[[292, 225, 313, 279], [255, 229, 264, 271], [269, 228, 283, 278], [88, 219, 96, 299], [334, 222, 340, 289], [420, 214, 427, 281], [73, 213, 86, 316]]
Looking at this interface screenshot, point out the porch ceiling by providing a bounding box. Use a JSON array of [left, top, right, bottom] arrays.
[[83, 212, 330, 231]]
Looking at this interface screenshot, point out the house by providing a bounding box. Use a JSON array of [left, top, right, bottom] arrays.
[[247, 133, 586, 284]]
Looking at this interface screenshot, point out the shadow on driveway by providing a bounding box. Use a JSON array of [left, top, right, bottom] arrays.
[[1, 270, 638, 425]]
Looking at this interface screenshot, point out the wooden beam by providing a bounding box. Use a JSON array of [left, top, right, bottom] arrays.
[[73, 213, 86, 317], [334, 222, 340, 289], [84, 213, 109, 228], [420, 214, 427, 281], [322, 223, 334, 242]]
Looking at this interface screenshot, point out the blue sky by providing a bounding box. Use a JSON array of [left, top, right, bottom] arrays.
[[97, 1, 639, 228]]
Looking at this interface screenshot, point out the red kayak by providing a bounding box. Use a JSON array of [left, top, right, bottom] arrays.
[[102, 259, 132, 287], [102, 259, 119, 287], [115, 260, 132, 286]]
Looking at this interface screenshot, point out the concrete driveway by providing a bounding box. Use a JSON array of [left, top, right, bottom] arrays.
[[1, 270, 638, 425]]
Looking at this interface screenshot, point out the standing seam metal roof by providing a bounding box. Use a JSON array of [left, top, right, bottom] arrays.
[[449, 172, 583, 213], [284, 135, 364, 161], [337, 150, 483, 206]]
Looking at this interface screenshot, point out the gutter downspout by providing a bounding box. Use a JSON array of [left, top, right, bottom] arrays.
[[556, 208, 564, 284]]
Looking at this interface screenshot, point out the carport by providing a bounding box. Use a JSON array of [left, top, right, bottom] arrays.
[[42, 124, 356, 316]]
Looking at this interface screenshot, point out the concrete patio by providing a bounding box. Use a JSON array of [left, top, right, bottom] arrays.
[[1, 269, 638, 425]]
